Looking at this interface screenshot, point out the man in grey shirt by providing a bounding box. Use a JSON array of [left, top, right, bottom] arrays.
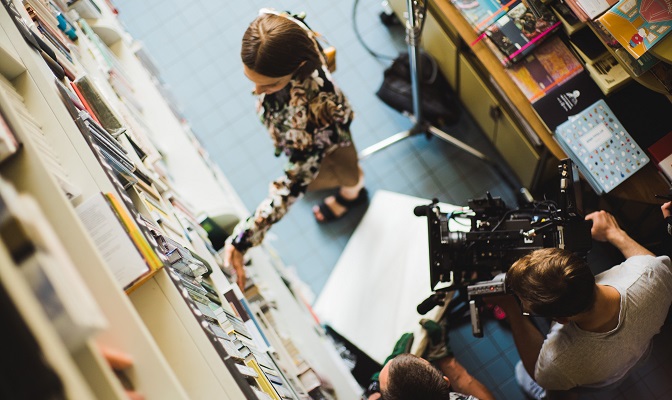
[[492, 210, 672, 399]]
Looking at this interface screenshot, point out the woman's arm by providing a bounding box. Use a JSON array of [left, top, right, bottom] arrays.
[[224, 151, 323, 289]]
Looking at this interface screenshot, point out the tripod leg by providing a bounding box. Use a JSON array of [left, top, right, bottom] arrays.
[[426, 124, 489, 161], [358, 128, 415, 160]]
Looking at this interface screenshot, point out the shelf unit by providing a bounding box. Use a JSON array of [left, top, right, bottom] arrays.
[[389, 0, 671, 202], [0, 0, 360, 399]]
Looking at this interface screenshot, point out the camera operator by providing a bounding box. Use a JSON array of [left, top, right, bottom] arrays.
[[490, 210, 672, 399]]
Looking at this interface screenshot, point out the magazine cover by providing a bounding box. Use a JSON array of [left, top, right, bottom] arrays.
[[505, 36, 584, 101], [598, 0, 672, 59], [484, 0, 562, 63], [555, 99, 649, 193], [452, 0, 516, 32]]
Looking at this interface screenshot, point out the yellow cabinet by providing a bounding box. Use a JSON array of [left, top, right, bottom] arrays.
[[421, 11, 459, 89], [458, 56, 539, 186]]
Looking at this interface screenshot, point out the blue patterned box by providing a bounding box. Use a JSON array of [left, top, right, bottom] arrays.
[[555, 99, 649, 194]]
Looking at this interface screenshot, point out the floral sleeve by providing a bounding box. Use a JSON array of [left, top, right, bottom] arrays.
[[226, 67, 352, 254], [227, 150, 323, 253]]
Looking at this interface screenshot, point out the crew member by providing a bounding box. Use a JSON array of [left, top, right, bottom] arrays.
[[492, 210, 672, 399], [366, 319, 495, 400]]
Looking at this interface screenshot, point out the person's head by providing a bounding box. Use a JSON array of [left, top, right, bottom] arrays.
[[241, 13, 322, 95], [379, 354, 451, 400], [506, 248, 596, 321]]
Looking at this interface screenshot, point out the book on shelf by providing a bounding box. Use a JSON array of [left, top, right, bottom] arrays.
[[73, 75, 126, 137], [531, 70, 604, 131], [67, 0, 102, 19], [0, 107, 20, 164], [451, 0, 517, 33], [244, 358, 285, 399], [588, 19, 622, 48], [483, 0, 562, 63], [597, 0, 672, 59], [235, 363, 259, 379], [551, 1, 585, 34], [575, 0, 619, 19], [75, 192, 154, 289], [554, 99, 650, 194], [649, 61, 672, 93], [566, 0, 591, 21], [505, 36, 584, 102], [647, 131, 672, 182], [579, 50, 631, 94], [105, 192, 164, 271], [613, 47, 660, 75], [570, 26, 610, 59], [0, 75, 81, 201]]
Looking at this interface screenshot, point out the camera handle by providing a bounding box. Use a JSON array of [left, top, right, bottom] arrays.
[[417, 291, 450, 315]]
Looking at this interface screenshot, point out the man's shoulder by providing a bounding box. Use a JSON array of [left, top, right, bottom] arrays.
[[600, 255, 672, 282]]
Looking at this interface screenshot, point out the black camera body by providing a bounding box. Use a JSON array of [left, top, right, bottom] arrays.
[[415, 160, 593, 330]]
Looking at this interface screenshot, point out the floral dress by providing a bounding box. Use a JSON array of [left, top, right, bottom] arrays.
[[227, 66, 354, 253]]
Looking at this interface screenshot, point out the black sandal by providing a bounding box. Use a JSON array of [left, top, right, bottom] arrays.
[[315, 187, 368, 223]]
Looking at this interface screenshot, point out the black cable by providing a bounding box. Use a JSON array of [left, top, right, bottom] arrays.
[[351, 0, 397, 61]]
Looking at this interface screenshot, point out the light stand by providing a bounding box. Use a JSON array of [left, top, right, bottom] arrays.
[[359, 0, 520, 193]]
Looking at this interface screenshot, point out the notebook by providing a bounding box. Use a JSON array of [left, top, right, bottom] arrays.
[[554, 99, 649, 194]]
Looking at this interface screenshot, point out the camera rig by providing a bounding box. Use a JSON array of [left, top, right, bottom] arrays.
[[415, 159, 593, 336]]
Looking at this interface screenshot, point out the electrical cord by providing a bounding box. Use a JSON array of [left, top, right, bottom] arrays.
[[351, 0, 398, 61]]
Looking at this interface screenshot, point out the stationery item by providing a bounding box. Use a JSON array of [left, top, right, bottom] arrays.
[[555, 99, 649, 194], [483, 0, 561, 63], [598, 0, 672, 59], [505, 36, 584, 102], [531, 70, 603, 131], [647, 131, 672, 182]]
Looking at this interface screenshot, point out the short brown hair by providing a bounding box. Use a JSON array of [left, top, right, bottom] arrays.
[[382, 354, 451, 400], [506, 248, 596, 317], [241, 14, 322, 80]]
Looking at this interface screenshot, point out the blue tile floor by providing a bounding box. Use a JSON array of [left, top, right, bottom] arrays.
[[114, 0, 672, 398]]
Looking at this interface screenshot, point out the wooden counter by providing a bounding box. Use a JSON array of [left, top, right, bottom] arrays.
[[423, 0, 670, 203]]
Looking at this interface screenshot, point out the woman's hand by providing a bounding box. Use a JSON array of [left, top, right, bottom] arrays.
[[224, 243, 246, 291]]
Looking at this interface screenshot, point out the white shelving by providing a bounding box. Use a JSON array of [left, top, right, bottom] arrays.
[[0, 0, 360, 399]]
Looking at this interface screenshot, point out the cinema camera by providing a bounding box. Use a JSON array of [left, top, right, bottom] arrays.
[[414, 159, 593, 337]]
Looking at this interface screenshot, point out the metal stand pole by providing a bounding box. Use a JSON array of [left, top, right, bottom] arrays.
[[359, 0, 489, 162]]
